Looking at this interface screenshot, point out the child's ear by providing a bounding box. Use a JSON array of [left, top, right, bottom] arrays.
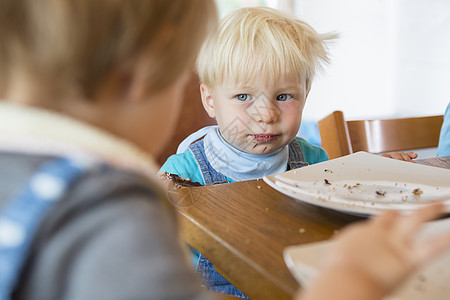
[[200, 83, 215, 118], [304, 81, 311, 101], [126, 57, 152, 103]]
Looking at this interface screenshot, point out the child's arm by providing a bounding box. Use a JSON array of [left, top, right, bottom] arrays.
[[296, 204, 450, 300], [381, 151, 418, 162], [159, 152, 205, 185]]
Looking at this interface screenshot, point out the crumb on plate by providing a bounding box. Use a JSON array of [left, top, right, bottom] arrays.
[[412, 188, 423, 195], [375, 190, 387, 196]]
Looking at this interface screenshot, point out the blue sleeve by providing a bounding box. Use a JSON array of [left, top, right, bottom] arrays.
[[437, 103, 450, 157], [296, 137, 329, 164], [159, 151, 205, 185]]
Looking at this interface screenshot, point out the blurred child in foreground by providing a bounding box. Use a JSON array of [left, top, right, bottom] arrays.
[[0, 0, 217, 299]]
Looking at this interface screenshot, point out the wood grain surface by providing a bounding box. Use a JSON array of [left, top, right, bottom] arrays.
[[168, 156, 450, 299]]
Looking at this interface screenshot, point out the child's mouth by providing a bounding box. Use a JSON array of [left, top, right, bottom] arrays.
[[252, 134, 280, 143]]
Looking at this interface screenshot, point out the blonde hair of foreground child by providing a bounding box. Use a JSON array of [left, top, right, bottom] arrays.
[[196, 6, 337, 92], [0, 0, 217, 156], [0, 0, 216, 98]]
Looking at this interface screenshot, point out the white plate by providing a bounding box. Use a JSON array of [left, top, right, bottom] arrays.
[[284, 217, 450, 300], [263, 152, 450, 215]]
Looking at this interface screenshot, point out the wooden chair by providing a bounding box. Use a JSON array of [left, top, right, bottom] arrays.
[[318, 110, 444, 159]]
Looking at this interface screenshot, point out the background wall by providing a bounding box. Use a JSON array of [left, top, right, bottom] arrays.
[[216, 0, 450, 122], [294, 0, 450, 121]]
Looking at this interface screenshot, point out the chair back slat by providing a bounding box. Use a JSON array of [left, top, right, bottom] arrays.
[[318, 111, 353, 159], [319, 111, 444, 159]]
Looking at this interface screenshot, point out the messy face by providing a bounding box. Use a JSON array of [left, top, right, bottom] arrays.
[[202, 74, 307, 155]]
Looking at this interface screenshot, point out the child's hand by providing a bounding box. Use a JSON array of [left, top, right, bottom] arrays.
[[298, 204, 450, 300], [381, 151, 418, 162], [324, 204, 450, 292]]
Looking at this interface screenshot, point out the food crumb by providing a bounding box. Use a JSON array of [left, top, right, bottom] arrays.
[[324, 179, 331, 185], [299, 228, 306, 233], [257, 185, 261, 189], [375, 190, 387, 196], [324, 168, 333, 173], [347, 183, 361, 190], [158, 171, 202, 189], [412, 188, 423, 195], [265, 207, 269, 211]]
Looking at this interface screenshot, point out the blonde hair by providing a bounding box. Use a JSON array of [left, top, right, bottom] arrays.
[[196, 7, 336, 91], [0, 0, 217, 99]]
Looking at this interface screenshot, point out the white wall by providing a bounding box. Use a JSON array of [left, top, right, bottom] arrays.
[[293, 0, 450, 121]]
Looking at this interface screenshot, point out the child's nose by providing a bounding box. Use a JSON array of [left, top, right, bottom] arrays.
[[255, 100, 279, 124]]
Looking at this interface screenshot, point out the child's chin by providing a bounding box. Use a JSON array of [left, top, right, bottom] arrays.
[[247, 146, 277, 156]]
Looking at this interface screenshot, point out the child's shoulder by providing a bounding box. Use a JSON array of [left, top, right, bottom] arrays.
[[159, 150, 205, 185], [294, 136, 329, 164], [0, 152, 189, 298]]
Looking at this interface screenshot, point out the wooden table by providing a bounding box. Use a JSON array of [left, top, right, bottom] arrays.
[[167, 156, 450, 300]]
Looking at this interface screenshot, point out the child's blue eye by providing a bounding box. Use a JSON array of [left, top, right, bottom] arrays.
[[276, 94, 292, 101], [235, 94, 251, 101]]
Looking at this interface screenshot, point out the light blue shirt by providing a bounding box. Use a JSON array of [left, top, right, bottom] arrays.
[[437, 102, 450, 157], [159, 136, 328, 185]]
